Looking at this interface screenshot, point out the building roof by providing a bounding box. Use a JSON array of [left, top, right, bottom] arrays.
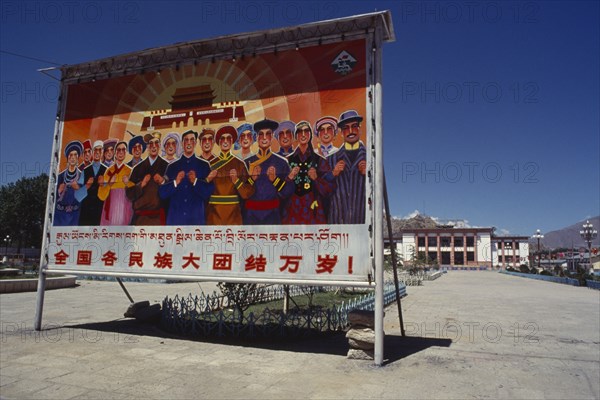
[[57, 11, 395, 82], [400, 228, 494, 234]]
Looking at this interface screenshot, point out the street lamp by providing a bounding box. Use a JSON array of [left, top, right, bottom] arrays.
[[532, 229, 544, 270], [3, 235, 10, 257], [580, 220, 597, 272]]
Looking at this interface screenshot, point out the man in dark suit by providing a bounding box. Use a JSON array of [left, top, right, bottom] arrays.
[[126, 132, 169, 225], [79, 140, 107, 225], [328, 110, 367, 224]]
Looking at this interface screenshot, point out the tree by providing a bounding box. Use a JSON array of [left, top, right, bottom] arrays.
[[0, 174, 48, 252], [553, 265, 565, 277], [384, 246, 403, 272], [217, 282, 267, 319]]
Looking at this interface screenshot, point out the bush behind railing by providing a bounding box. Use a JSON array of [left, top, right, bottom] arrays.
[[161, 281, 406, 338]]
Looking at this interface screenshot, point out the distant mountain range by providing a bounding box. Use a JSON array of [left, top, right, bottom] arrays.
[[383, 213, 441, 238], [536, 216, 600, 250]]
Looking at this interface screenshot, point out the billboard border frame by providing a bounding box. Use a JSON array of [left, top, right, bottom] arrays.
[[35, 11, 394, 367]]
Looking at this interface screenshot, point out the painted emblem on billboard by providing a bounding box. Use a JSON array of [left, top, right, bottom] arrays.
[[331, 50, 357, 76]]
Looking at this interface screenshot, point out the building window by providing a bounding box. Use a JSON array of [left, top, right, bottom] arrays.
[[466, 237, 474, 247], [441, 252, 451, 264], [427, 252, 438, 264], [467, 252, 475, 261], [515, 242, 520, 249], [440, 237, 451, 247], [418, 237, 425, 247], [455, 252, 464, 265], [454, 237, 463, 247], [427, 237, 437, 247]]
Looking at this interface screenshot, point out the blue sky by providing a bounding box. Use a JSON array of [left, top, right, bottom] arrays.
[[1, 0, 598, 236]]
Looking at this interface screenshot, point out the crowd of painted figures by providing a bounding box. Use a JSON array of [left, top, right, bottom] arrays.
[[54, 110, 367, 227]]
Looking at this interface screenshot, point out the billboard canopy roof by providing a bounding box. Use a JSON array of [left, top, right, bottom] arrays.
[[59, 10, 394, 82]]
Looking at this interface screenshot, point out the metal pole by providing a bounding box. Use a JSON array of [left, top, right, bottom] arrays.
[[537, 237, 541, 270], [34, 266, 48, 331], [116, 278, 135, 303], [283, 285, 290, 314], [373, 26, 385, 367], [383, 171, 405, 336], [35, 73, 67, 331]]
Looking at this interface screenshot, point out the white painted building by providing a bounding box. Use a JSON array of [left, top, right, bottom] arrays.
[[386, 228, 529, 269]]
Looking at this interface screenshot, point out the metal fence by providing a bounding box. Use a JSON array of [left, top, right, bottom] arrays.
[[500, 271, 580, 286], [424, 271, 443, 281], [161, 281, 406, 338], [396, 273, 423, 286], [440, 266, 490, 271], [586, 280, 600, 290]]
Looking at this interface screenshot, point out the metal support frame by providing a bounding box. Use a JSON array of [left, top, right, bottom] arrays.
[[384, 171, 406, 336], [32, 12, 395, 340], [116, 278, 135, 303], [35, 81, 68, 331]]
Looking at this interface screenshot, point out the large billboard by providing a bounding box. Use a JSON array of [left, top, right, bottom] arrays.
[[43, 13, 396, 284]]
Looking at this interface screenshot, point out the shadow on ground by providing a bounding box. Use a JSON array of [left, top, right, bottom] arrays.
[[384, 335, 452, 365], [62, 319, 451, 363]]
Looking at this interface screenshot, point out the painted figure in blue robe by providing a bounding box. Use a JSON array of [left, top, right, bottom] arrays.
[[159, 130, 215, 225], [328, 110, 367, 224], [54, 141, 86, 226], [244, 119, 295, 225]]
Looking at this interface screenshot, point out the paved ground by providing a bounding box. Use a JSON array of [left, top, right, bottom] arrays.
[[1, 272, 599, 399]]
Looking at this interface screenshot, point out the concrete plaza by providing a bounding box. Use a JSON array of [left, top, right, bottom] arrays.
[[1, 272, 599, 399]]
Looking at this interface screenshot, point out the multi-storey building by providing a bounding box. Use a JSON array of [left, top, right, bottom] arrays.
[[387, 227, 529, 270], [491, 236, 530, 269]]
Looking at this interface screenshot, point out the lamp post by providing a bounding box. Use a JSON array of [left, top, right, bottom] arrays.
[[532, 229, 544, 270], [580, 220, 597, 272], [3, 235, 10, 257]]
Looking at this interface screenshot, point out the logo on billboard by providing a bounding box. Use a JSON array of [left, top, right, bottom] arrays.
[[331, 51, 357, 76]]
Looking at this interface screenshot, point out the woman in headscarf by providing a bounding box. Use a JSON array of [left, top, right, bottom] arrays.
[[233, 123, 256, 161], [283, 121, 335, 224], [98, 141, 134, 225], [161, 132, 182, 163]]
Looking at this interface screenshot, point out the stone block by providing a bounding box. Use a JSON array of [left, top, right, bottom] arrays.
[[124, 301, 150, 318], [347, 348, 374, 360], [348, 338, 375, 350], [348, 309, 379, 328], [346, 327, 376, 343]]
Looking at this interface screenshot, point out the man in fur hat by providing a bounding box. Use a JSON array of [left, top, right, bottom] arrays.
[[127, 135, 146, 168], [54, 140, 85, 226], [243, 119, 295, 224]]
